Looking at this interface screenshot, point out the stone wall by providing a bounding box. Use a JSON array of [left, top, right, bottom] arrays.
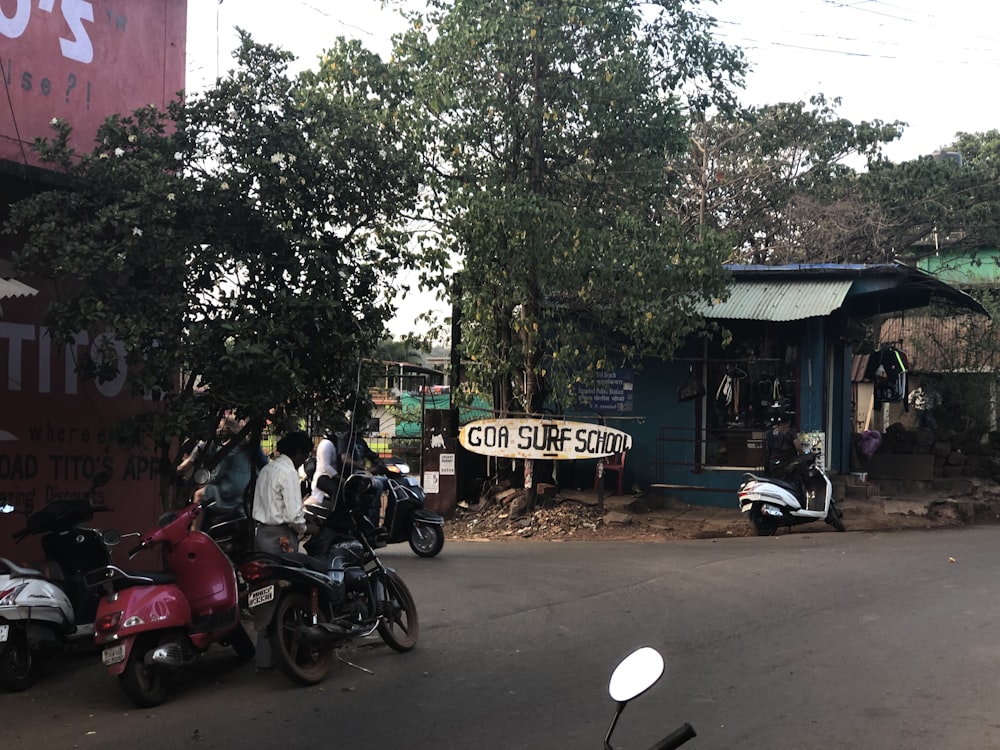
[[865, 422, 1000, 480]]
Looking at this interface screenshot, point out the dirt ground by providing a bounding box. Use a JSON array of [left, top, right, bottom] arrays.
[[446, 494, 751, 542], [443, 486, 1000, 543]]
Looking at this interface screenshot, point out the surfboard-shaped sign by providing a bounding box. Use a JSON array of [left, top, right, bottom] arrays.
[[459, 418, 632, 460]]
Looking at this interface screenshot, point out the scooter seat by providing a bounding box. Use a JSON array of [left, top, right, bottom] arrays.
[[252, 550, 330, 574], [766, 477, 800, 495], [741, 473, 799, 496], [0, 557, 44, 578], [86, 565, 177, 592]]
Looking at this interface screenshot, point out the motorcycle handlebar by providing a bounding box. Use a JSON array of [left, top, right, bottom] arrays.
[[649, 723, 696, 750], [127, 542, 144, 559]]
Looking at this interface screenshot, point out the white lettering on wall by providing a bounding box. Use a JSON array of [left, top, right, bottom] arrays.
[[92, 332, 126, 397], [64, 330, 88, 395], [3, 322, 34, 390], [0, 0, 31, 39], [4, 0, 95, 65], [0, 323, 126, 397]]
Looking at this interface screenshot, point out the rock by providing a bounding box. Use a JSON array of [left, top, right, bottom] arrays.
[[932, 442, 953, 459], [627, 498, 650, 514], [946, 451, 967, 466], [603, 511, 633, 526], [496, 488, 520, 504]]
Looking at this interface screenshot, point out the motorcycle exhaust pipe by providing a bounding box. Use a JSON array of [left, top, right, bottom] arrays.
[[296, 621, 379, 646], [149, 642, 195, 668]]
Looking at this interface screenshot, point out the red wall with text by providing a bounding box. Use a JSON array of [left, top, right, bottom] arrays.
[[1, 0, 187, 168], [0, 284, 165, 562], [0, 0, 186, 561]]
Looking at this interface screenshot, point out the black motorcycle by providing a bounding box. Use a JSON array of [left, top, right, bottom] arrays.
[[372, 460, 445, 558], [237, 472, 419, 686], [0, 471, 124, 690]]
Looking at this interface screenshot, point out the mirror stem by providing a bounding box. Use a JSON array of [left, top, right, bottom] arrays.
[[604, 702, 626, 750]]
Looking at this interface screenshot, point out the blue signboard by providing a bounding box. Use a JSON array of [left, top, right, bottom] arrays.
[[573, 368, 634, 413]]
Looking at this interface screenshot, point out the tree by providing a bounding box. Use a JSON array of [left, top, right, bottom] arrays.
[[5, 34, 420, 507], [390, 0, 747, 509], [377, 338, 428, 365], [672, 96, 905, 264], [852, 131, 1000, 259], [706, 119, 1000, 266]]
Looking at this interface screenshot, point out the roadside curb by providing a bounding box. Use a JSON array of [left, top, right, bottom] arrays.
[[589, 490, 1000, 537], [447, 484, 1000, 541]]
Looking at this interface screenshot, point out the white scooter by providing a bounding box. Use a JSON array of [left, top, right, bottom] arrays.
[[604, 646, 696, 750], [0, 471, 126, 691], [737, 446, 846, 536]]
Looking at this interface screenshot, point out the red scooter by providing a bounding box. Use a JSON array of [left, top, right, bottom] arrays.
[[85, 493, 254, 707]]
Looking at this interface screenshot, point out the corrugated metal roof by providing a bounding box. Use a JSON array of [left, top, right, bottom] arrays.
[[696, 280, 854, 322], [0, 277, 38, 300], [0, 259, 39, 300]]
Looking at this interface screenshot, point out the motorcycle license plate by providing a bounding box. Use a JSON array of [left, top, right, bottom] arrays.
[[102, 643, 126, 666], [248, 585, 275, 608], [0, 624, 8, 643]]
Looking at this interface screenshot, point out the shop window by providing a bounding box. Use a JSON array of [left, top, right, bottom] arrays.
[[700, 335, 800, 469]]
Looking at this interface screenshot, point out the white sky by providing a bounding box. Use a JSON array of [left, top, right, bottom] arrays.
[[187, 0, 1000, 336]]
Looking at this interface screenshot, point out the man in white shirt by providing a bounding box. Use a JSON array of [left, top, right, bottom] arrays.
[[250, 430, 312, 673], [252, 431, 313, 555], [309, 430, 341, 504]]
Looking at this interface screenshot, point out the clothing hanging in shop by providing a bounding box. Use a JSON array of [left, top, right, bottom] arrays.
[[864, 344, 910, 408], [753, 376, 781, 408], [716, 367, 747, 423]]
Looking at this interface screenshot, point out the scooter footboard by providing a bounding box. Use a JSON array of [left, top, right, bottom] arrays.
[[803, 473, 831, 513], [412, 508, 444, 525]]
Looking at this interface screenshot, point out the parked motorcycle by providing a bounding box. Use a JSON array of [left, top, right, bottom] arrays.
[[202, 504, 253, 564], [0, 471, 117, 691], [85, 473, 254, 707], [372, 459, 445, 557], [737, 445, 846, 536], [605, 646, 696, 750], [238, 472, 418, 686]]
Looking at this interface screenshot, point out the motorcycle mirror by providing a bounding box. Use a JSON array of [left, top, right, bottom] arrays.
[[0, 502, 14, 514], [192, 467, 212, 485], [609, 647, 664, 703], [102, 529, 122, 546]]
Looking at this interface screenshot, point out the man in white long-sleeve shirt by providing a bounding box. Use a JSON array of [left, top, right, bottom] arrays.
[[252, 431, 312, 555], [250, 430, 313, 673]]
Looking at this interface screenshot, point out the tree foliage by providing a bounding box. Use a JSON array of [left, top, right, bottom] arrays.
[[854, 130, 1000, 259], [391, 0, 747, 417], [692, 103, 1000, 267], [5, 34, 420, 492], [673, 95, 905, 264]]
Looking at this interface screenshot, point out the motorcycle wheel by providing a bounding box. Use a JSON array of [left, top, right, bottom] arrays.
[[270, 592, 333, 686], [119, 635, 169, 708], [748, 505, 780, 537], [0, 627, 39, 692], [376, 570, 419, 652], [826, 503, 846, 532], [409, 524, 444, 557]]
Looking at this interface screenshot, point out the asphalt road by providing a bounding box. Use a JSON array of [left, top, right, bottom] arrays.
[[7, 529, 1000, 749]]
